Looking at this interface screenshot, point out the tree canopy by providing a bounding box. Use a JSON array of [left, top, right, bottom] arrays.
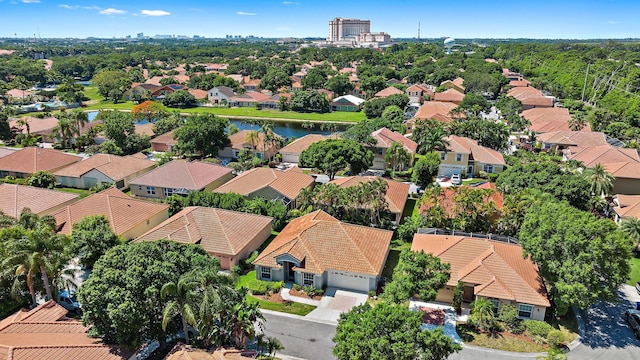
[[382, 249, 450, 304], [299, 139, 373, 180], [173, 114, 229, 158], [70, 215, 122, 268]]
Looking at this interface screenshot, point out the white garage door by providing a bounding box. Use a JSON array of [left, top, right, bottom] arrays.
[[281, 153, 300, 164], [439, 164, 466, 177], [328, 271, 371, 292]]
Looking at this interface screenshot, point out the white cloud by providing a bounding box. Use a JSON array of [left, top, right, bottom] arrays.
[[140, 9, 171, 16], [82, 6, 101, 10], [21, 0, 40, 3], [99, 8, 126, 15], [236, 11, 256, 16], [59, 4, 79, 9], [283, 1, 300, 4]]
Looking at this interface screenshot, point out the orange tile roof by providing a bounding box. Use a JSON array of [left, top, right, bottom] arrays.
[[0, 300, 133, 360], [215, 167, 314, 200], [136, 207, 272, 258], [604, 162, 640, 179], [411, 235, 550, 307], [614, 194, 640, 219], [508, 87, 554, 108], [54, 154, 155, 182], [374, 86, 403, 98], [0, 147, 18, 159], [536, 131, 608, 147], [135, 123, 155, 137], [0, 184, 79, 218], [0, 147, 81, 174], [253, 210, 392, 275], [188, 89, 208, 99], [130, 160, 232, 190], [227, 130, 282, 152], [563, 145, 640, 168], [329, 176, 409, 215], [371, 127, 418, 153], [6, 89, 34, 98], [434, 88, 464, 103], [166, 344, 256, 360], [9, 116, 59, 135], [279, 134, 328, 155], [413, 101, 460, 122], [52, 187, 169, 236], [446, 135, 505, 165], [150, 130, 177, 146]]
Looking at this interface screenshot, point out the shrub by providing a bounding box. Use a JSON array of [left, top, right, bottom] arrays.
[[532, 335, 546, 345], [524, 319, 553, 338], [231, 265, 242, 276], [241, 251, 259, 271], [251, 282, 268, 296], [293, 284, 303, 291], [488, 173, 499, 182], [498, 304, 523, 334], [270, 281, 284, 293], [368, 290, 377, 297], [452, 281, 464, 315], [304, 285, 317, 297], [478, 170, 488, 179], [547, 329, 566, 347], [315, 288, 324, 296]]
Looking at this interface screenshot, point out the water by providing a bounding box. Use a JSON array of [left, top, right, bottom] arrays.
[[86, 111, 346, 140]]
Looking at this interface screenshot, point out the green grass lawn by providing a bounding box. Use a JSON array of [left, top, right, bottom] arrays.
[[382, 240, 411, 281], [55, 187, 92, 198], [246, 294, 316, 316], [180, 107, 365, 122], [627, 256, 640, 286], [456, 325, 548, 353], [461, 178, 486, 186], [83, 86, 102, 101], [548, 307, 578, 343], [400, 198, 417, 223]]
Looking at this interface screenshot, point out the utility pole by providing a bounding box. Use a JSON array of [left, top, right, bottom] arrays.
[[581, 63, 590, 103]]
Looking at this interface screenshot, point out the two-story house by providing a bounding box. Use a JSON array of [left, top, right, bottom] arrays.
[[438, 135, 505, 177]]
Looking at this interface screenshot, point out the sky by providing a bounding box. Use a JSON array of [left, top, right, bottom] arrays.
[[1, 0, 640, 39]]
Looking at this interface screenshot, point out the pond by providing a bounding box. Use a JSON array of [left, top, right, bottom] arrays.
[[86, 111, 346, 140]]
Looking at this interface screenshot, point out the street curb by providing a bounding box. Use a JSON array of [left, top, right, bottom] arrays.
[[461, 344, 548, 358], [261, 309, 338, 326]]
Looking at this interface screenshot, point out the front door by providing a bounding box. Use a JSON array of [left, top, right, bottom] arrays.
[[286, 262, 295, 282], [463, 286, 474, 302]]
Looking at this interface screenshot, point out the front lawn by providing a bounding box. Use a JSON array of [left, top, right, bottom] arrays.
[[246, 294, 316, 316], [456, 325, 548, 353], [627, 256, 640, 286]]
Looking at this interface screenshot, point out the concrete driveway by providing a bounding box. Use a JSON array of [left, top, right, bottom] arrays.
[[305, 287, 368, 324]]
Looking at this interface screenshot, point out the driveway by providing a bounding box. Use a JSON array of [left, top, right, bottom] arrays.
[[305, 287, 368, 323], [568, 285, 640, 360]]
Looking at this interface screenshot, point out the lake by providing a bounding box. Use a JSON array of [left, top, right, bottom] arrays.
[[86, 111, 346, 140]]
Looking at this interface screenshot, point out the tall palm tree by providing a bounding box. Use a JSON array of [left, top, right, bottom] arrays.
[[245, 130, 260, 151], [470, 298, 496, 331], [16, 117, 31, 136], [417, 126, 450, 155], [584, 163, 615, 196], [621, 217, 640, 252], [161, 272, 200, 344], [569, 113, 587, 131], [69, 109, 88, 141], [52, 116, 77, 149], [384, 141, 410, 175]]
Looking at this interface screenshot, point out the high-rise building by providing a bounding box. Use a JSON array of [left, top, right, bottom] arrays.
[[328, 18, 370, 42]]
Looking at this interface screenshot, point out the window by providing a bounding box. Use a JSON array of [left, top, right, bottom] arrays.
[[146, 186, 156, 195], [483, 164, 494, 173], [440, 152, 446, 161], [377, 148, 383, 155], [303, 273, 314, 286], [518, 304, 534, 319], [456, 154, 463, 162], [163, 188, 174, 197], [261, 267, 271, 280], [488, 298, 500, 315], [138, 185, 143, 191]]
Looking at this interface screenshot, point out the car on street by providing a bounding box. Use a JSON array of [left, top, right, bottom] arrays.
[[625, 309, 640, 339], [57, 290, 81, 312], [451, 173, 461, 185]]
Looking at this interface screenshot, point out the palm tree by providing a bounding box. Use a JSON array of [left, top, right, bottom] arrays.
[[52, 116, 77, 149], [161, 272, 200, 344], [245, 130, 260, 151], [384, 141, 410, 175], [266, 336, 284, 359], [470, 298, 496, 331], [69, 109, 88, 142], [621, 217, 640, 252], [569, 113, 587, 131], [584, 163, 615, 196], [417, 126, 450, 155], [16, 117, 31, 136]]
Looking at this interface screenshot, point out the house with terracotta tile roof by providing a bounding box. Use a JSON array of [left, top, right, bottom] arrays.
[[188, 88, 209, 100], [411, 101, 463, 125], [0, 184, 79, 218], [438, 135, 505, 177], [419, 183, 503, 221], [130, 160, 233, 200], [507, 87, 554, 110], [536, 131, 609, 151], [374, 86, 403, 98], [54, 154, 156, 189], [562, 145, 640, 168], [214, 167, 314, 209], [329, 94, 365, 112], [219, 130, 282, 160], [253, 210, 392, 292], [411, 234, 550, 320], [279, 134, 329, 163], [9, 116, 59, 143], [612, 194, 640, 224], [369, 127, 418, 170], [329, 176, 409, 223], [150, 130, 177, 152], [520, 107, 589, 133], [229, 92, 271, 107], [151, 84, 184, 100], [434, 88, 465, 104], [0, 147, 81, 179], [406, 84, 434, 104], [52, 187, 169, 240], [207, 86, 235, 105], [123, 83, 160, 101], [243, 79, 261, 92], [604, 162, 640, 195], [0, 300, 134, 360], [5, 89, 36, 104], [166, 344, 255, 360], [0, 147, 18, 159], [136, 207, 272, 270], [440, 78, 465, 93]]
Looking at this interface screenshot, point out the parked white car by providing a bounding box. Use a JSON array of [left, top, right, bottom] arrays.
[[451, 174, 462, 185]]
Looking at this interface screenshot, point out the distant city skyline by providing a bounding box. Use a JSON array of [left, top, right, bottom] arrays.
[[1, 0, 639, 40]]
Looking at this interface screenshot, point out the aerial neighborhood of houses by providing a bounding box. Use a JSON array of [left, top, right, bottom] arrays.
[[1, 15, 640, 360]]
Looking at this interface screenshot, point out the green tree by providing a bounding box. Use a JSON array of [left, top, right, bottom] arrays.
[[161, 271, 199, 344], [92, 70, 131, 103], [302, 68, 328, 90], [325, 74, 354, 96], [299, 139, 373, 180], [385, 141, 410, 174], [360, 75, 387, 98], [519, 200, 634, 315], [621, 217, 640, 251], [70, 215, 122, 268], [381, 105, 405, 123], [51, 115, 77, 149], [26, 171, 56, 189], [101, 111, 135, 150], [495, 95, 523, 118], [153, 112, 184, 136], [412, 152, 441, 189], [259, 68, 291, 92], [584, 163, 615, 196], [382, 249, 450, 303], [413, 123, 450, 155], [451, 118, 510, 152], [470, 298, 496, 331], [333, 302, 461, 360], [162, 90, 197, 108], [78, 240, 221, 348], [455, 93, 491, 117], [174, 114, 229, 158]]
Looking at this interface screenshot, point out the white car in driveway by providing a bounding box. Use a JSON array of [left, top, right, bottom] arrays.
[[450, 174, 461, 185]]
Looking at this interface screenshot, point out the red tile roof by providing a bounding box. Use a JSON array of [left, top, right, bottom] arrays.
[[434, 88, 464, 103], [150, 130, 177, 146], [130, 160, 232, 190], [411, 235, 550, 307], [52, 187, 169, 236], [226, 130, 282, 152], [0, 147, 81, 174], [136, 206, 272, 258], [563, 145, 640, 168], [0, 184, 79, 218], [536, 131, 608, 147], [215, 167, 314, 200], [329, 176, 409, 216], [54, 154, 155, 182], [374, 86, 403, 98], [614, 194, 640, 219], [604, 162, 640, 179], [371, 127, 418, 153], [446, 135, 505, 165], [508, 87, 554, 108], [9, 116, 59, 136], [253, 210, 392, 275], [279, 134, 329, 155], [413, 101, 460, 123]]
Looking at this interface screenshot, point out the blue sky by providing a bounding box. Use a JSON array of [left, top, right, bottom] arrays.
[[1, 0, 639, 39]]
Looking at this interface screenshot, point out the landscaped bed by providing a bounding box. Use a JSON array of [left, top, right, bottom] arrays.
[[238, 270, 317, 316], [457, 324, 549, 352]]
